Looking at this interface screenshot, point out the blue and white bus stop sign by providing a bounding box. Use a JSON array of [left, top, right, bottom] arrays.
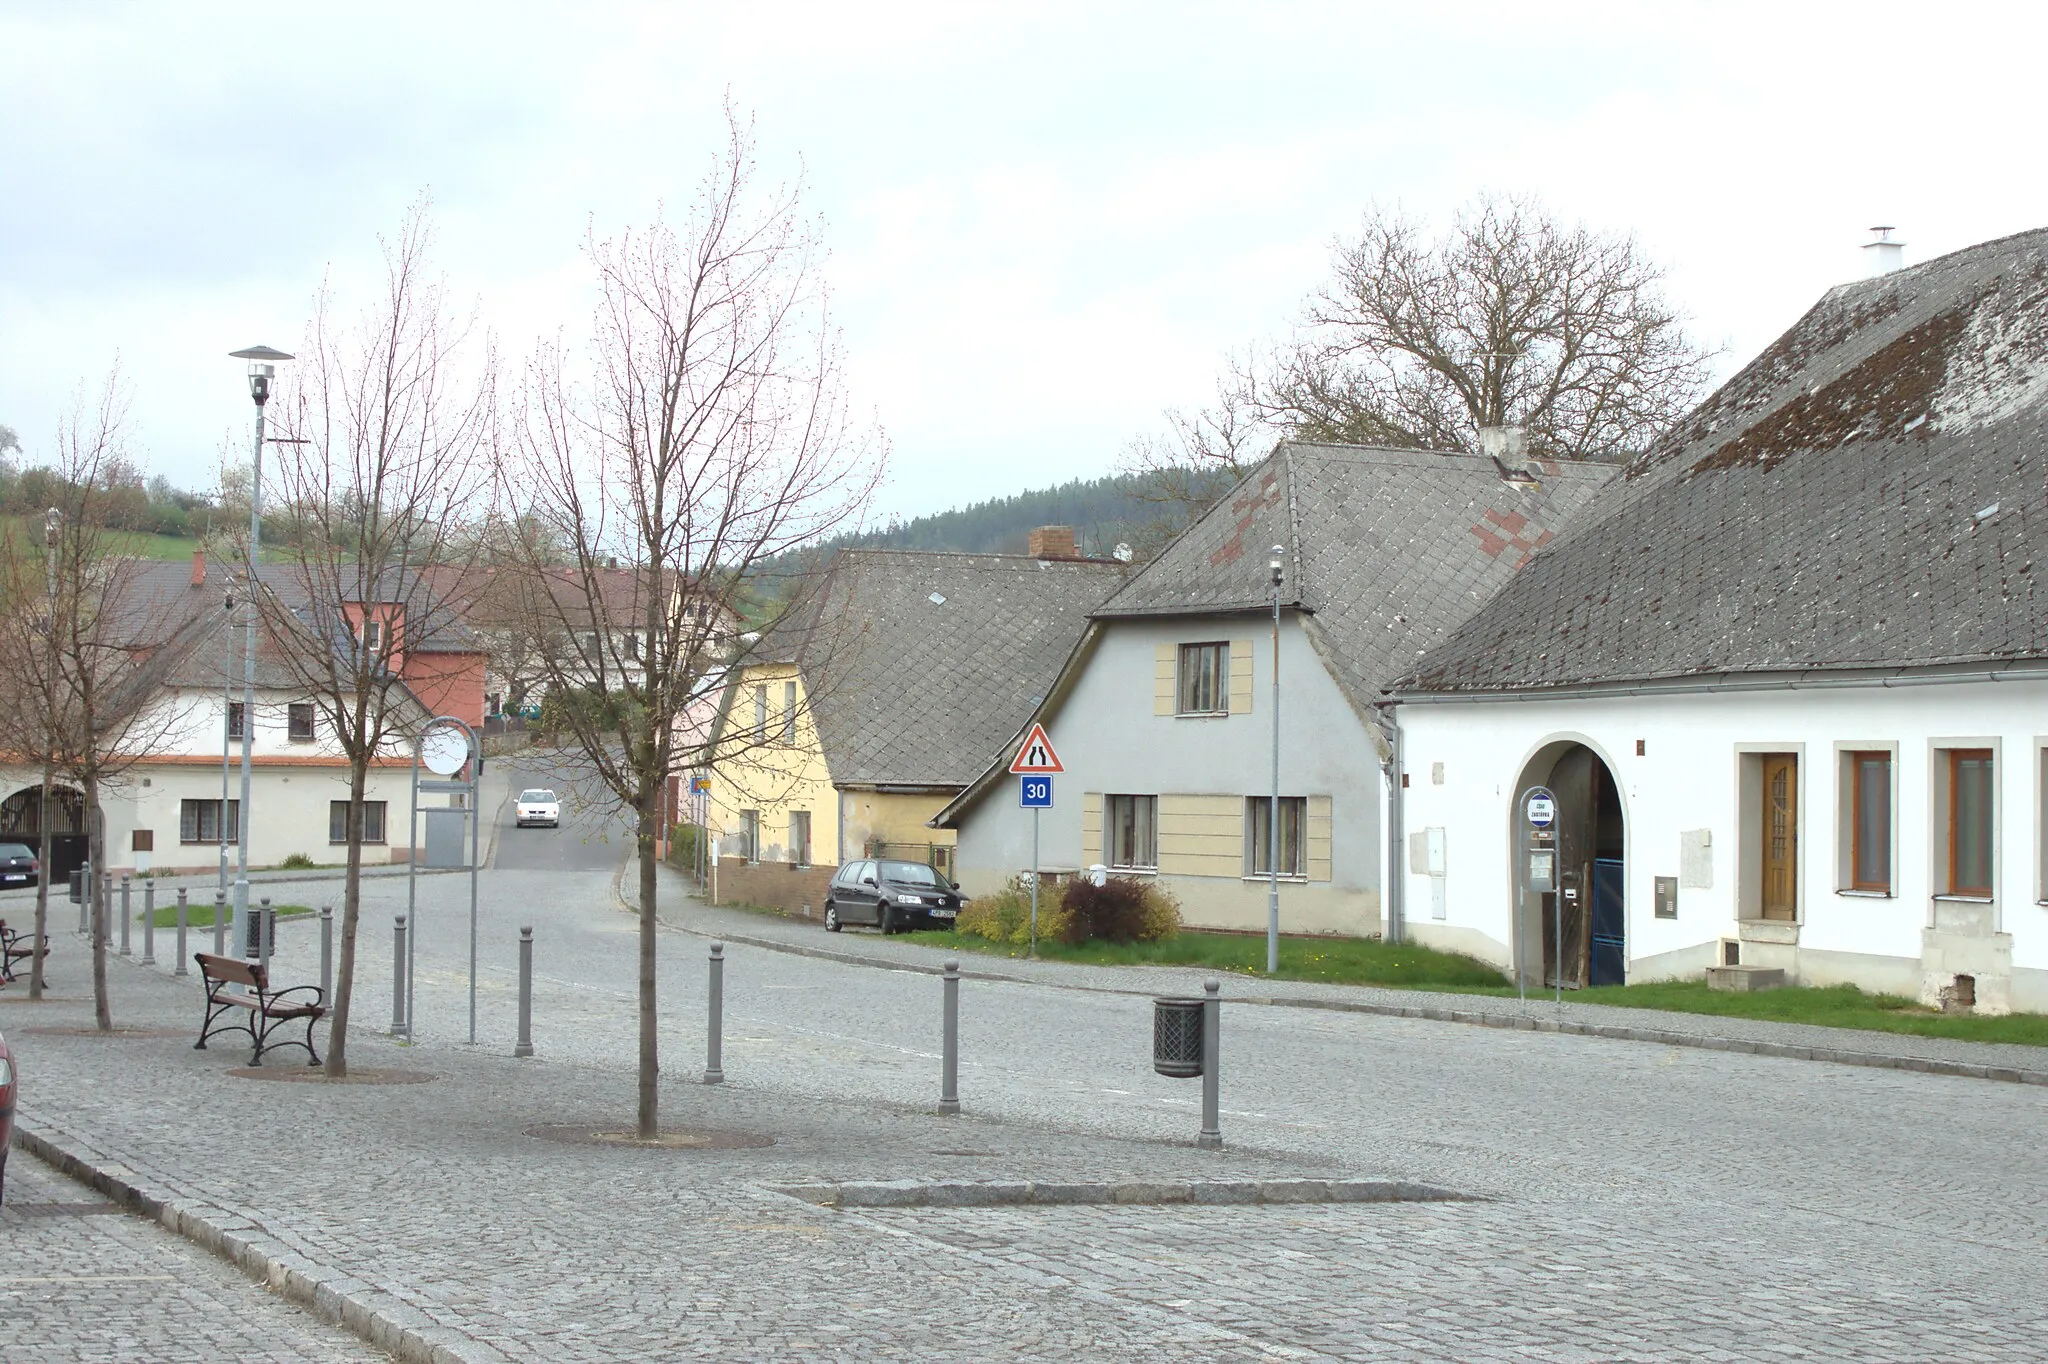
[[1524, 786, 1557, 829], [1019, 775, 1054, 808]]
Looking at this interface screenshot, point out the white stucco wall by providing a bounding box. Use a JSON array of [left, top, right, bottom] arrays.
[[948, 614, 1386, 936], [1396, 678, 2048, 1009]]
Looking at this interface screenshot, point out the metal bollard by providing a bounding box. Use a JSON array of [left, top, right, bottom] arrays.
[[319, 904, 333, 1000], [174, 889, 189, 976], [76, 862, 91, 934], [212, 889, 226, 957], [141, 882, 156, 965], [940, 959, 960, 1115], [703, 942, 725, 1084], [391, 915, 408, 1037], [99, 874, 111, 949], [259, 896, 274, 974], [514, 926, 534, 1058], [1198, 979, 1222, 1150], [119, 875, 132, 955]]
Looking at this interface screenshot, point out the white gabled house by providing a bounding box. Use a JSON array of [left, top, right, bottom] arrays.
[[932, 443, 1617, 934], [1385, 227, 2048, 1014]]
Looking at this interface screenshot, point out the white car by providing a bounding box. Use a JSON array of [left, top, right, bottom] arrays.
[[515, 789, 561, 829]]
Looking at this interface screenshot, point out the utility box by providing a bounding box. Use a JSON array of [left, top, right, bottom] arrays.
[[1152, 997, 1204, 1078], [423, 808, 470, 869]]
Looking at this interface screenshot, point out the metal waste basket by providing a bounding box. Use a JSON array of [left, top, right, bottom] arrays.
[[1152, 997, 1205, 1078], [68, 868, 85, 904]]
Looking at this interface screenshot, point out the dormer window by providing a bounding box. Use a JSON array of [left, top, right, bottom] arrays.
[[361, 619, 383, 655]]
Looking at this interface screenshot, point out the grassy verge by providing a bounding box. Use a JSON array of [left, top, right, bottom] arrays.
[[902, 928, 2048, 1047], [897, 928, 1509, 988], [147, 902, 314, 929]]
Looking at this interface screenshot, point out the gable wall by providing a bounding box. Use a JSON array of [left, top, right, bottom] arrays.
[[950, 613, 1384, 936]]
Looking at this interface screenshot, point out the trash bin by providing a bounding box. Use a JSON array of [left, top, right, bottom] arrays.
[[68, 869, 84, 904], [1152, 997, 1205, 1078]]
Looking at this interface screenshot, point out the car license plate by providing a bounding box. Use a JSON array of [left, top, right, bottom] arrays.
[[931, 907, 956, 919], [3, 874, 24, 882]]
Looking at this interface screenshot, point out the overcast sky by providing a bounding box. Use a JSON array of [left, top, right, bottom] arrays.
[[3, 2, 2042, 522]]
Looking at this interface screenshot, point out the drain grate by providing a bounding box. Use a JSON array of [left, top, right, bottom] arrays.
[[2, 1202, 129, 1218]]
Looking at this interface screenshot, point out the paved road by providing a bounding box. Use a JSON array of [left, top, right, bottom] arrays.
[[0, 1151, 390, 1363], [488, 752, 632, 875], [10, 749, 2048, 1359]]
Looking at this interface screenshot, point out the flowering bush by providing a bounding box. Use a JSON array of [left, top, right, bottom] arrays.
[[1057, 876, 1182, 945]]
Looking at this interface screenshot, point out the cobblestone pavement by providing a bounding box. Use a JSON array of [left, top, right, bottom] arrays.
[[8, 777, 2048, 1360], [0, 1150, 390, 1362]]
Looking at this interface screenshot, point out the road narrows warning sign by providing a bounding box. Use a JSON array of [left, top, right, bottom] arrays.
[[1007, 723, 1065, 774]]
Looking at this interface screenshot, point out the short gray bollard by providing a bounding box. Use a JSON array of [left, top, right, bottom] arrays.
[[390, 915, 408, 1036], [513, 926, 534, 1059], [141, 882, 156, 965], [1198, 979, 1222, 1150], [212, 889, 226, 958], [319, 904, 333, 1000], [940, 959, 961, 1115], [99, 874, 112, 949], [119, 875, 132, 956], [259, 896, 274, 974], [76, 862, 90, 934], [703, 942, 725, 1084], [174, 889, 189, 976]]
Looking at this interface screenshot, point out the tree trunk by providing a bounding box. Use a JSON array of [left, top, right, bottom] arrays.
[[637, 792, 659, 1139], [86, 774, 110, 1031], [31, 766, 52, 999], [326, 760, 370, 1077]]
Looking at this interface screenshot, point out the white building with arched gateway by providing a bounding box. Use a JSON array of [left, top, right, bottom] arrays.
[[1385, 226, 2048, 1014]]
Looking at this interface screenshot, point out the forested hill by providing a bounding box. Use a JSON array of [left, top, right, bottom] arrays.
[[827, 471, 1232, 561]]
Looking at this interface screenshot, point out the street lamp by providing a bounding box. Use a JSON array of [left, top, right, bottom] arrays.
[[33, 508, 60, 997], [1267, 544, 1284, 975], [229, 344, 292, 955]]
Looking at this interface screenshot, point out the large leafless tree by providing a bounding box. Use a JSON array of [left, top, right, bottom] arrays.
[[506, 108, 880, 1139], [256, 205, 496, 1076], [1126, 194, 1715, 523]]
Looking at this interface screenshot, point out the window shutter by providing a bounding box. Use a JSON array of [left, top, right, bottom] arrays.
[[1229, 640, 1253, 714], [1307, 795, 1333, 882], [1081, 792, 1103, 866], [1154, 644, 1175, 716]]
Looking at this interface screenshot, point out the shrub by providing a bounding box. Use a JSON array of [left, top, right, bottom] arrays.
[[955, 875, 1071, 945], [279, 852, 316, 870], [1057, 875, 1181, 945]]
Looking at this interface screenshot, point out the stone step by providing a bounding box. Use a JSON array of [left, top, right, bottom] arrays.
[[1707, 964, 1786, 992]]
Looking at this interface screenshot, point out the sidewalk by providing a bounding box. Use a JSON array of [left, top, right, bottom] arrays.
[[653, 863, 2048, 1087]]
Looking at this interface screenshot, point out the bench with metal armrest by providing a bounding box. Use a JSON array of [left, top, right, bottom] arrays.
[[193, 952, 327, 1065], [0, 918, 50, 986]]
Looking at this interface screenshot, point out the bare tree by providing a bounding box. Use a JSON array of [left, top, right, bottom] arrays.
[[1126, 194, 1715, 524], [257, 204, 496, 1076], [12, 373, 191, 1029], [1117, 360, 1272, 547], [507, 107, 881, 1138]]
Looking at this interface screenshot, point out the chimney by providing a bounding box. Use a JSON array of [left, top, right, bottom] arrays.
[[1028, 525, 1079, 560], [190, 547, 206, 588], [1864, 226, 1905, 277]]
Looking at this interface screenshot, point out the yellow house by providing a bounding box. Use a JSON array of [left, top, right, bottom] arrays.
[[707, 539, 1128, 884]]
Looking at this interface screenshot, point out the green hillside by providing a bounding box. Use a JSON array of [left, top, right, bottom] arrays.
[[833, 470, 1236, 561]]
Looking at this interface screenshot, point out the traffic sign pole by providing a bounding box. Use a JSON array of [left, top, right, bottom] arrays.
[[1008, 728, 1064, 961], [1029, 805, 1039, 959]]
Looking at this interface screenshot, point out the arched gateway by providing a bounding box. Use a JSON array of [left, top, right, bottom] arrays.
[[1510, 741, 1626, 991], [0, 785, 90, 882]]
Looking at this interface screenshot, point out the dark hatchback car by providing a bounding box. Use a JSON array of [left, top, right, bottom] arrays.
[[0, 843, 39, 890], [824, 859, 964, 934]]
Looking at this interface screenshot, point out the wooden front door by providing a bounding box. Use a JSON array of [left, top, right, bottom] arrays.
[[1761, 754, 1798, 921]]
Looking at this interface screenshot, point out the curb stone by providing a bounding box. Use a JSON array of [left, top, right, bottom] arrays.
[[662, 917, 2048, 1091], [13, 1122, 497, 1364], [761, 1178, 1472, 1209]]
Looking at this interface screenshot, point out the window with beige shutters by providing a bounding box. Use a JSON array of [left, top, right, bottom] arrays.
[[1948, 749, 1994, 896], [1246, 796, 1306, 877], [1228, 639, 1253, 713], [1177, 643, 1228, 714], [1106, 795, 1157, 870], [1760, 753, 1798, 920]]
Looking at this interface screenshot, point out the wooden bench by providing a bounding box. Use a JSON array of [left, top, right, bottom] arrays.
[[193, 952, 327, 1066], [0, 918, 51, 986]]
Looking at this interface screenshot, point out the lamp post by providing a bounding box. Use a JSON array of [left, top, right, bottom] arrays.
[[32, 507, 61, 998], [220, 586, 235, 905], [1267, 544, 1284, 975], [229, 344, 292, 955]]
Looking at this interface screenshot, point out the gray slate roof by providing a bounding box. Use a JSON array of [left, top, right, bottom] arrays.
[[1401, 226, 2048, 694], [1095, 442, 1620, 709], [785, 549, 1129, 788]]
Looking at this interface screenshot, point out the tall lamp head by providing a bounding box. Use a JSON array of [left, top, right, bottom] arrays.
[[229, 344, 294, 407], [1269, 544, 1285, 589], [44, 507, 61, 545]]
